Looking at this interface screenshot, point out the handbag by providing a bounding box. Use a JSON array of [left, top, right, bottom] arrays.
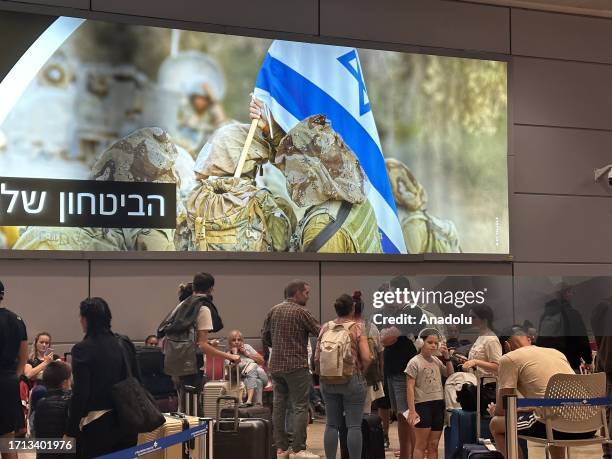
[[111, 336, 165, 434], [457, 380, 497, 417]]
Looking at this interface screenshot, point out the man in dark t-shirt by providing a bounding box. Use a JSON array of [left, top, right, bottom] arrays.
[[0, 280, 28, 459], [377, 276, 424, 459]]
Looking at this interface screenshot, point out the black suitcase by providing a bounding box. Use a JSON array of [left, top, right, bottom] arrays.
[[219, 405, 272, 422], [135, 346, 175, 396], [462, 444, 503, 459], [214, 396, 275, 459], [340, 414, 386, 459], [135, 345, 165, 375]]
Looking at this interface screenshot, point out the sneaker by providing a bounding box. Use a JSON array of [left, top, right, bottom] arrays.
[[277, 449, 290, 459], [289, 450, 320, 459]]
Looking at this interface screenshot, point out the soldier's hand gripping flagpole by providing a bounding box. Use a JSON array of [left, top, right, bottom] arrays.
[[234, 97, 260, 178]]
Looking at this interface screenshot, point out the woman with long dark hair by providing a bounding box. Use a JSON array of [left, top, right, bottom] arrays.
[[462, 304, 502, 377], [65, 297, 139, 458]]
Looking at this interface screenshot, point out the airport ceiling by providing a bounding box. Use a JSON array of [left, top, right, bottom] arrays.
[[466, 0, 612, 18]]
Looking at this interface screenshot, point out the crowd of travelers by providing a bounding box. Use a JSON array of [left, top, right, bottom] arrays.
[[0, 276, 610, 459]]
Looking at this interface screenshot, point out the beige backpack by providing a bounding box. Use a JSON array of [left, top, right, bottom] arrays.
[[318, 321, 356, 384], [185, 177, 291, 252]]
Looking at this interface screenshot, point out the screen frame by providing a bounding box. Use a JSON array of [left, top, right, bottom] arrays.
[[0, 7, 514, 262]]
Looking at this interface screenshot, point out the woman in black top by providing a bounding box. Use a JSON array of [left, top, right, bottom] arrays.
[[65, 297, 139, 458], [24, 332, 60, 385]]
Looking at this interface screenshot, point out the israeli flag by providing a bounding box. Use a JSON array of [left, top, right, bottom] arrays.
[[254, 41, 407, 254]]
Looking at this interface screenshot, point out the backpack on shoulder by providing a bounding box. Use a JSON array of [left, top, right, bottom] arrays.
[[158, 295, 224, 377], [318, 321, 356, 384]]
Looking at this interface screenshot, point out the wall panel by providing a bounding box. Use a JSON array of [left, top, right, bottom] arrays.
[[513, 125, 612, 196], [512, 9, 612, 64], [513, 57, 612, 130], [91, 0, 318, 35], [90, 260, 319, 340], [320, 0, 509, 53], [0, 260, 89, 344], [511, 194, 612, 262], [2, 0, 86, 10]]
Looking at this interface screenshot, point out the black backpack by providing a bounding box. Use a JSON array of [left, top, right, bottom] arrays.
[[157, 295, 224, 338]]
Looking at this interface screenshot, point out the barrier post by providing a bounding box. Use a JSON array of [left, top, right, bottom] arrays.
[[505, 394, 519, 459]]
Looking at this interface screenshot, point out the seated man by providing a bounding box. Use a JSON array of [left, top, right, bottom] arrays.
[[489, 326, 595, 459]]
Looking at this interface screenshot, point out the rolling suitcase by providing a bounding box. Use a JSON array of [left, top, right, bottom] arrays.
[[136, 346, 176, 397], [183, 385, 203, 416], [202, 363, 244, 416], [461, 443, 503, 459], [213, 396, 274, 459], [137, 413, 212, 459], [444, 409, 482, 459], [339, 414, 385, 459], [219, 405, 271, 422]]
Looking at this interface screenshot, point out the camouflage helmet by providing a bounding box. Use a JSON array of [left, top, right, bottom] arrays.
[[275, 115, 365, 207], [194, 123, 271, 178], [91, 127, 179, 184], [385, 157, 427, 212]]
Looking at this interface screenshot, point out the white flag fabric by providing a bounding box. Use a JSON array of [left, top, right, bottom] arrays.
[[0, 17, 85, 126]]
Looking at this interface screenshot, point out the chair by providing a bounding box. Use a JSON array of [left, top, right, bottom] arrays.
[[518, 372, 610, 459]]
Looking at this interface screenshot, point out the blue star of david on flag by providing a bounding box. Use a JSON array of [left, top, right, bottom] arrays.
[[337, 50, 371, 116]]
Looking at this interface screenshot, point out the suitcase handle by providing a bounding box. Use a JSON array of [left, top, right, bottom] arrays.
[[215, 396, 239, 432], [224, 362, 241, 389]]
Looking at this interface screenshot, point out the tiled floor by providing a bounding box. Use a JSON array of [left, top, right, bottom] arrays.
[[15, 420, 605, 458], [306, 419, 604, 458]]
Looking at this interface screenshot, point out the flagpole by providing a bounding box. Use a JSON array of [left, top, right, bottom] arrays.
[[234, 119, 259, 178]]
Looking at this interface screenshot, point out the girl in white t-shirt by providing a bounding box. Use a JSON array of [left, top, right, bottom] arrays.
[[405, 329, 453, 459], [462, 304, 502, 377]]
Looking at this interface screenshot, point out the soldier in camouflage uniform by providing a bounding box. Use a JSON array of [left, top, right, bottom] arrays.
[[13, 127, 179, 251], [177, 122, 294, 252], [250, 99, 382, 253], [385, 157, 461, 254], [175, 78, 228, 159]]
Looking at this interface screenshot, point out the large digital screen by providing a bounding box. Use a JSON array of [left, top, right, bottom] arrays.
[[0, 16, 508, 254]]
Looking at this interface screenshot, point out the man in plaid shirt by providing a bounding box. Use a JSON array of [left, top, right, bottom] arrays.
[[262, 280, 321, 459]]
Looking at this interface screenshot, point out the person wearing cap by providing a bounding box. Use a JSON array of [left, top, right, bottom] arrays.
[[0, 280, 28, 459], [176, 79, 228, 158], [488, 326, 594, 459]]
